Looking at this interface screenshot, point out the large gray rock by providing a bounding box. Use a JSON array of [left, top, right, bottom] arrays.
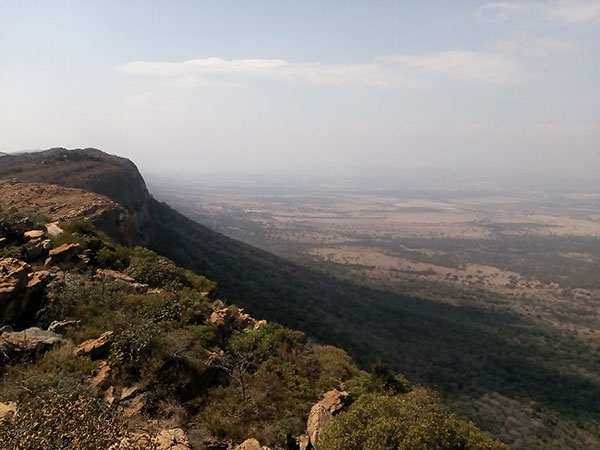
[[0, 327, 63, 361], [306, 389, 351, 447]]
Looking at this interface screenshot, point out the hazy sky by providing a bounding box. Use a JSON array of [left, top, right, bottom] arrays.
[[1, 1, 599, 175]]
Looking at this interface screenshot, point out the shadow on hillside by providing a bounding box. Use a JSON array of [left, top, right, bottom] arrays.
[[148, 199, 600, 423]]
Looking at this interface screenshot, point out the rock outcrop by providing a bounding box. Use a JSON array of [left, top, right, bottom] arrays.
[[154, 428, 192, 450], [235, 438, 264, 450], [74, 330, 113, 359], [0, 401, 17, 420], [306, 389, 351, 448], [45, 243, 81, 267], [23, 230, 44, 240], [45, 222, 64, 237], [23, 237, 52, 260], [0, 257, 50, 326], [0, 148, 153, 244], [90, 360, 112, 390], [210, 307, 267, 334]]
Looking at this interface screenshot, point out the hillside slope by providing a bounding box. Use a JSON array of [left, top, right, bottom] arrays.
[[0, 184, 506, 449]]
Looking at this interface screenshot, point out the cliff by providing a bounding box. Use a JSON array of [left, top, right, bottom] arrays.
[[0, 148, 151, 243]]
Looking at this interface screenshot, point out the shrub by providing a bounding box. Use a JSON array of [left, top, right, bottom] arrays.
[[318, 388, 508, 450], [312, 345, 360, 393], [125, 247, 184, 288], [0, 210, 32, 241], [97, 245, 131, 271], [0, 388, 152, 450], [228, 323, 306, 364], [0, 245, 23, 259], [110, 321, 158, 366]]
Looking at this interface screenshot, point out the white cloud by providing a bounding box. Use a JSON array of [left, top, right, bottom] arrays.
[[477, 2, 532, 22], [543, 0, 600, 23], [493, 33, 578, 57], [383, 51, 524, 82], [478, 0, 600, 24], [117, 51, 525, 88], [117, 57, 420, 88]]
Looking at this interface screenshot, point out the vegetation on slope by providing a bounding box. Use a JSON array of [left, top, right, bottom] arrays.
[[0, 212, 506, 449]]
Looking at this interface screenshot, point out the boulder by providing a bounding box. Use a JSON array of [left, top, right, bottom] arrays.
[[23, 230, 45, 240], [45, 222, 64, 237], [210, 307, 234, 329], [154, 428, 192, 450], [0, 258, 30, 295], [235, 439, 263, 450], [119, 384, 141, 402], [122, 393, 146, 417], [211, 307, 267, 333], [293, 434, 310, 450], [42, 239, 53, 251], [306, 389, 351, 447], [45, 243, 80, 267], [95, 269, 136, 283], [105, 385, 116, 405], [0, 327, 63, 361], [90, 360, 111, 390], [108, 432, 153, 450], [0, 401, 17, 420], [0, 258, 49, 326], [74, 330, 113, 359], [0, 237, 7, 247], [238, 309, 267, 331]]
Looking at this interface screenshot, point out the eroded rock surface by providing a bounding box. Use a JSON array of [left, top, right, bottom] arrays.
[[235, 438, 263, 450], [45, 243, 81, 267], [0, 327, 63, 361], [0, 257, 49, 325], [154, 428, 192, 450], [74, 330, 113, 359], [306, 389, 351, 447]]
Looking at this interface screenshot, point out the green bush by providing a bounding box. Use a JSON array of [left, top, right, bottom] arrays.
[[125, 247, 184, 288], [318, 389, 508, 450], [312, 345, 361, 393], [229, 323, 306, 364], [0, 210, 32, 241], [110, 321, 158, 366], [97, 245, 131, 270], [0, 245, 23, 259]]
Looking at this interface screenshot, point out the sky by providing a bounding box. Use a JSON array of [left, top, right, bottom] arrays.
[[1, 0, 599, 176]]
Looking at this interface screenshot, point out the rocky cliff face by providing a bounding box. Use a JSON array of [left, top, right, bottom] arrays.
[[0, 180, 138, 246], [0, 148, 151, 244]]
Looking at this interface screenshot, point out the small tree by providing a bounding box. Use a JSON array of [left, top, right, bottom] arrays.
[[212, 350, 254, 401]]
